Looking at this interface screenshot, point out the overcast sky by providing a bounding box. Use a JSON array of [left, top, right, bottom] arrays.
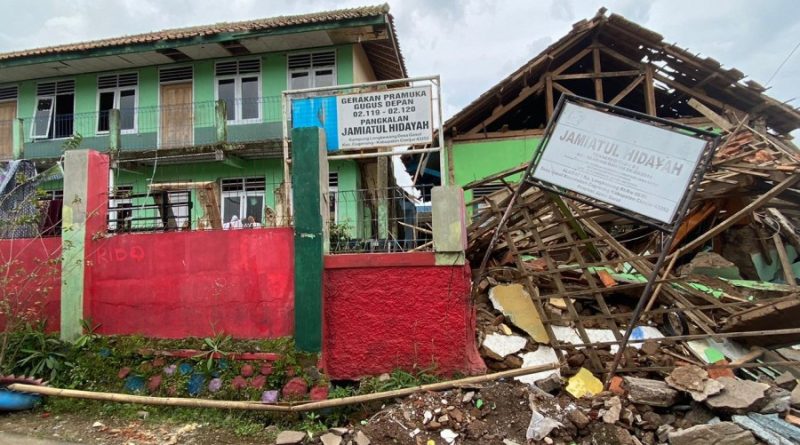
[[0, 0, 797, 121]]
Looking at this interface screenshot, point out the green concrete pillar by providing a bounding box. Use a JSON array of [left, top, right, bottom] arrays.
[[292, 127, 328, 352], [377, 155, 389, 239], [61, 150, 109, 342], [432, 185, 467, 266], [12, 118, 23, 159]]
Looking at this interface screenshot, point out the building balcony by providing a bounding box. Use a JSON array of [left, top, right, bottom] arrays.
[[8, 96, 286, 160]]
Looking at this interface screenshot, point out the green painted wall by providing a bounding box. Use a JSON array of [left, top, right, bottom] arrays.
[[453, 136, 542, 204], [16, 44, 358, 158]]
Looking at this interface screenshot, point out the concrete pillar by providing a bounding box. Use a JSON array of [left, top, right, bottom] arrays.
[[216, 100, 228, 143], [377, 154, 389, 239], [432, 185, 467, 265], [61, 150, 109, 341], [12, 118, 23, 159], [109, 109, 121, 152], [292, 127, 328, 352]]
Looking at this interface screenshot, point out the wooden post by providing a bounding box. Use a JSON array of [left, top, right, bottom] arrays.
[[644, 65, 657, 116], [215, 100, 228, 143], [545, 75, 554, 121], [592, 47, 604, 102], [109, 109, 121, 152]]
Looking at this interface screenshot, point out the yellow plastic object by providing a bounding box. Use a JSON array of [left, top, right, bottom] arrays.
[[566, 367, 603, 398], [427, 440, 436, 445]]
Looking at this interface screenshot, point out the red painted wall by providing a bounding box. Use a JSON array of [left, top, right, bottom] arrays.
[[322, 253, 486, 379], [0, 237, 62, 332], [88, 228, 294, 339]]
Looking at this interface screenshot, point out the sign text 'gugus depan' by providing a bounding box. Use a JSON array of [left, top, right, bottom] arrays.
[[337, 86, 433, 150]]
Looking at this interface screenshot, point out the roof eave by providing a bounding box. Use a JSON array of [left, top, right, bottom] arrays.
[[0, 14, 389, 69]]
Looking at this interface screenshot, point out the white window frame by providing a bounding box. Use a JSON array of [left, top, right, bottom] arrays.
[[329, 172, 339, 224], [287, 51, 337, 90], [31, 80, 75, 141], [220, 177, 265, 228], [214, 62, 262, 125], [96, 84, 139, 135]]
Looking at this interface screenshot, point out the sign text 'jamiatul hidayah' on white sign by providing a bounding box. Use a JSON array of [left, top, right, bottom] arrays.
[[532, 102, 708, 224], [337, 86, 433, 150]]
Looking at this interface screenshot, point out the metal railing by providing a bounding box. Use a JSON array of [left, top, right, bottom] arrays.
[[107, 190, 193, 234], [11, 96, 284, 155], [329, 184, 434, 253]]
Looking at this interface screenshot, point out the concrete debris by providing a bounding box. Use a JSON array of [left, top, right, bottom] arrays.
[[439, 428, 458, 444], [601, 396, 623, 424], [679, 251, 742, 279], [353, 431, 371, 445], [666, 365, 724, 402], [535, 372, 563, 393], [706, 377, 770, 414], [625, 376, 679, 407], [275, 430, 307, 445], [774, 372, 797, 390], [668, 421, 756, 445], [489, 284, 549, 343], [482, 333, 528, 358], [320, 432, 343, 445], [761, 387, 791, 414], [791, 384, 800, 408], [515, 347, 560, 385]]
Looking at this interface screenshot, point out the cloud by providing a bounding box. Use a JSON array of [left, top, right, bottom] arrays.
[[0, 0, 796, 127]]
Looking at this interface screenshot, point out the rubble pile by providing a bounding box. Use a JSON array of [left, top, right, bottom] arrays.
[[328, 364, 799, 444], [459, 122, 800, 442]]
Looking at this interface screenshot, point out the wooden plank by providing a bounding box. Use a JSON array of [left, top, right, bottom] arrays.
[[672, 175, 800, 259], [552, 81, 576, 97], [687, 98, 733, 131], [773, 233, 797, 288], [552, 70, 641, 81], [653, 72, 727, 110], [545, 75, 554, 120], [609, 75, 643, 105], [464, 79, 544, 135], [552, 47, 593, 75], [644, 65, 657, 116], [593, 47, 603, 101]]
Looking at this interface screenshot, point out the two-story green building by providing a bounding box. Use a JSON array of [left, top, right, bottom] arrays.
[[0, 5, 407, 238]]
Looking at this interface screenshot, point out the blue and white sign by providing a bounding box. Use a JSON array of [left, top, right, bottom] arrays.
[[292, 86, 434, 152]]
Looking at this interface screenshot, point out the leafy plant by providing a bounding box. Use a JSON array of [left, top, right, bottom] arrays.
[[12, 325, 71, 381], [195, 332, 231, 372], [73, 318, 102, 349], [61, 132, 83, 151]]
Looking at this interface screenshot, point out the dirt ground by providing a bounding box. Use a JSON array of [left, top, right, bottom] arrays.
[[0, 410, 273, 445]]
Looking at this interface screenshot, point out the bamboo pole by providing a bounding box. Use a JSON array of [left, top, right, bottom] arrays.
[[7, 363, 561, 413]]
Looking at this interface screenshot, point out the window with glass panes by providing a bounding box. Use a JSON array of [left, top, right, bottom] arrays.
[[32, 80, 75, 140], [221, 177, 265, 225], [215, 60, 261, 123], [287, 51, 336, 90], [97, 73, 138, 133]]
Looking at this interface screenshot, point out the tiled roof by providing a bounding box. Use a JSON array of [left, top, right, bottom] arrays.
[[444, 9, 800, 135], [0, 4, 393, 61]]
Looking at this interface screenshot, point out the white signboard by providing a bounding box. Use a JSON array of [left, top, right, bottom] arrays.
[[532, 102, 707, 223], [337, 86, 433, 150]]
